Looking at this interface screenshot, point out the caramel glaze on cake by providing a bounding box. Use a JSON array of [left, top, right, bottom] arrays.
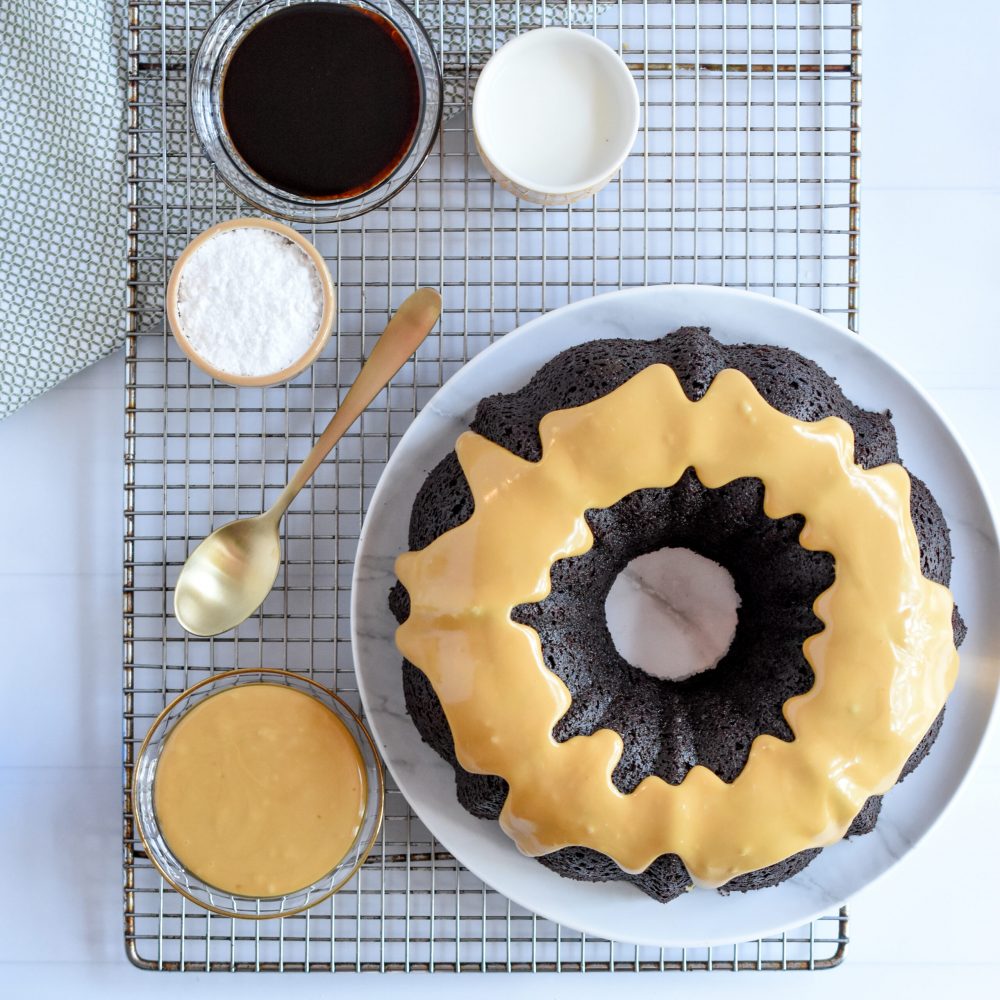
[[388, 327, 966, 903]]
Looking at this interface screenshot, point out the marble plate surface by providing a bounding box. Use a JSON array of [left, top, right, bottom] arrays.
[[351, 285, 1000, 947]]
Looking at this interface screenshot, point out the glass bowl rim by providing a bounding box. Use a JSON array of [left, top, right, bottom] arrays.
[[132, 667, 385, 920], [189, 0, 443, 224]]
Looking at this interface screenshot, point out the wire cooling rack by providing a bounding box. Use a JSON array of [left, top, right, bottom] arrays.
[[124, 0, 860, 972]]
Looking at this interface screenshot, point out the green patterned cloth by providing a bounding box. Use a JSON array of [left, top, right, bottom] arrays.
[[0, 1, 124, 419]]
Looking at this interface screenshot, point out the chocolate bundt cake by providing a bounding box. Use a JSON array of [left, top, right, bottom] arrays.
[[389, 327, 964, 903]]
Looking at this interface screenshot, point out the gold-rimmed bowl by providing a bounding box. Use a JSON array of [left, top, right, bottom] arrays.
[[166, 218, 336, 387], [132, 668, 384, 920]]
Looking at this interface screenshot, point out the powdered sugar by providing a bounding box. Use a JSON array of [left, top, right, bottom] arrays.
[[176, 227, 324, 377]]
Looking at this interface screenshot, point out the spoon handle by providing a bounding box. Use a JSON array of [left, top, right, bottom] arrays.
[[269, 288, 441, 519]]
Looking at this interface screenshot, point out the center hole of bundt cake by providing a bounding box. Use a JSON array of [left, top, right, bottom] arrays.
[[604, 547, 741, 682]]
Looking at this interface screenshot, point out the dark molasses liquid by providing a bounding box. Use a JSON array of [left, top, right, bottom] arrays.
[[221, 3, 421, 200]]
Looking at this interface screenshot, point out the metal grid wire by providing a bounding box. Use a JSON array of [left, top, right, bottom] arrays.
[[124, 0, 859, 972]]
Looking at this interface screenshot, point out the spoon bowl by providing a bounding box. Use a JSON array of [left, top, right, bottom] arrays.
[[173, 288, 442, 636], [173, 514, 282, 637]]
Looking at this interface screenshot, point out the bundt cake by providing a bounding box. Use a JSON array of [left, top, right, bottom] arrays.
[[389, 327, 964, 902]]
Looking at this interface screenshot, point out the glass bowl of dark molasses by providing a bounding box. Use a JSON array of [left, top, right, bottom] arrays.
[[191, 0, 442, 223]]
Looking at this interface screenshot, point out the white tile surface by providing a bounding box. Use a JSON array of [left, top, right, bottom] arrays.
[[863, 189, 1000, 388], [863, 3, 1000, 191], [1, 0, 998, 995]]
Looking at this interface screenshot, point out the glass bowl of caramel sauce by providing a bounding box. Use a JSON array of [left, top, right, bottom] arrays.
[[191, 0, 442, 223], [133, 669, 384, 918]]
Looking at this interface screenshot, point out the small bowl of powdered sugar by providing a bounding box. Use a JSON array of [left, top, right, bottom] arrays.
[[166, 218, 335, 386]]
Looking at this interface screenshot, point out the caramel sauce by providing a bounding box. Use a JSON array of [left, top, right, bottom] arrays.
[[154, 684, 366, 897], [395, 365, 959, 887]]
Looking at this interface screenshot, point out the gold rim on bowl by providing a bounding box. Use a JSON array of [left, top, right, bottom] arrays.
[[132, 668, 385, 920], [165, 218, 336, 387]]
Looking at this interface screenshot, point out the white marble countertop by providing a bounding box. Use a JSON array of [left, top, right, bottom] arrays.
[[1, 1, 997, 995]]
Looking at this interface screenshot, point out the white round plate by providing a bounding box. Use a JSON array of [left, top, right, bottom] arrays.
[[351, 285, 999, 947]]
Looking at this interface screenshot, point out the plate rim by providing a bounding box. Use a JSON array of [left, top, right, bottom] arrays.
[[350, 284, 1000, 947]]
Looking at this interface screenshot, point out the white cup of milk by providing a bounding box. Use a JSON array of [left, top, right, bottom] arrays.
[[472, 28, 640, 206]]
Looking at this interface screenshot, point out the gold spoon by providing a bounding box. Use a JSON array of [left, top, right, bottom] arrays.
[[173, 288, 442, 637]]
